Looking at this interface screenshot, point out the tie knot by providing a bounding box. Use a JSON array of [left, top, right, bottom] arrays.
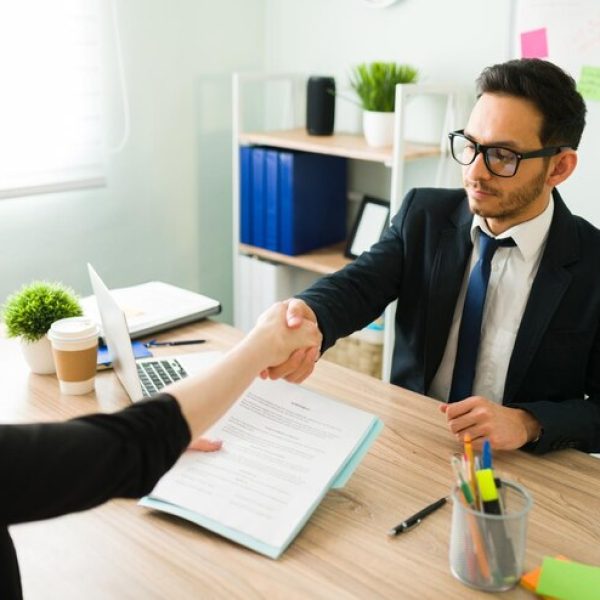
[[478, 229, 515, 263]]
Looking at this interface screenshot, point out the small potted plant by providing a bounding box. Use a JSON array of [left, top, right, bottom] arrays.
[[350, 62, 418, 147], [1, 281, 83, 374]]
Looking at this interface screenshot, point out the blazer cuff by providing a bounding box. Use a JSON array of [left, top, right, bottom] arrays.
[[508, 400, 592, 454], [294, 294, 337, 354]]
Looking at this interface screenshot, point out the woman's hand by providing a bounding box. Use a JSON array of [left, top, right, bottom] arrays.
[[245, 301, 321, 372]]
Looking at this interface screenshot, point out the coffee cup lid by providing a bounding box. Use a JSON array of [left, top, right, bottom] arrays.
[[48, 317, 99, 342]]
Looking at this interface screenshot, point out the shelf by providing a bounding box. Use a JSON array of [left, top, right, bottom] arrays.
[[238, 128, 440, 165], [239, 242, 351, 275], [234, 76, 466, 382]]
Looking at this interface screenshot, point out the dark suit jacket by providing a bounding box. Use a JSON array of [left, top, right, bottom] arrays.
[[298, 187, 600, 454], [0, 395, 190, 600]]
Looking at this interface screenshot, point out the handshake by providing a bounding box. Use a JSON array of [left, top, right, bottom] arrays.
[[247, 298, 322, 384]]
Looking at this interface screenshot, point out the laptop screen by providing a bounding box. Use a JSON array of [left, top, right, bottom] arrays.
[[87, 264, 144, 401]]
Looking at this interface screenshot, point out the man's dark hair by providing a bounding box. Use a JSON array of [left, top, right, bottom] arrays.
[[476, 58, 586, 149]]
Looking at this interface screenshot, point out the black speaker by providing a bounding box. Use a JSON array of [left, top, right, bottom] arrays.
[[306, 76, 335, 136]]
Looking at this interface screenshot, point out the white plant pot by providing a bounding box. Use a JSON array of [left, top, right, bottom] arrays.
[[362, 110, 395, 148], [20, 335, 56, 374]]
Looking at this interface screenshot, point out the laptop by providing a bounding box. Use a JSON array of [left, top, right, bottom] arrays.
[[88, 264, 216, 401]]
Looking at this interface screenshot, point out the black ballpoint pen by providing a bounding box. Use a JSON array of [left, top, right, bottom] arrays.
[[145, 339, 206, 347], [387, 496, 448, 536]]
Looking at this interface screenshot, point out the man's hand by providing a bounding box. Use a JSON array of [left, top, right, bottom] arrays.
[[260, 298, 322, 384], [439, 396, 542, 450]]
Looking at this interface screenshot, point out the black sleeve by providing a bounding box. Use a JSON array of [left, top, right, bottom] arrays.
[[0, 394, 191, 525]]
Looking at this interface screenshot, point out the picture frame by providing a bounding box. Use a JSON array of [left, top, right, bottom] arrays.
[[345, 196, 390, 259]]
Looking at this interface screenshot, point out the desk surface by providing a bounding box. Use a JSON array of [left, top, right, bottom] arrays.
[[2, 320, 599, 599]]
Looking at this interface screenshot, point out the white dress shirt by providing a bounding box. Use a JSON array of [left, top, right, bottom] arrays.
[[429, 197, 554, 404]]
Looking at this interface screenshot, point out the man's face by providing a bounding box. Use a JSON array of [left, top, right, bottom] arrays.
[[462, 93, 552, 233]]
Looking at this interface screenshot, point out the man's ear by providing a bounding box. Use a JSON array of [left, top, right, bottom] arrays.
[[546, 150, 578, 187]]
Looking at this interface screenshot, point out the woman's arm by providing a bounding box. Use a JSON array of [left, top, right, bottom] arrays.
[[0, 396, 189, 524], [171, 302, 320, 440], [0, 303, 320, 525]]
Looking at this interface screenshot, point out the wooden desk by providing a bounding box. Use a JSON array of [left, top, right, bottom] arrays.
[[2, 321, 599, 599]]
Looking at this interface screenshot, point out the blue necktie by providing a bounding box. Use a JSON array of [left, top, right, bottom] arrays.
[[448, 230, 515, 403]]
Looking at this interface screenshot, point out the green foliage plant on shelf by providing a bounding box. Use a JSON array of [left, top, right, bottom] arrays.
[[2, 281, 83, 343], [350, 62, 419, 112]]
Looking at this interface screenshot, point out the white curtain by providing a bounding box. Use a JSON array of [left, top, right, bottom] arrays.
[[0, 0, 105, 199]]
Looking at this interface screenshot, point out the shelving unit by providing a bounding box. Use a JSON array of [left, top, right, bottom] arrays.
[[239, 128, 440, 165], [238, 242, 350, 275], [232, 72, 470, 381]]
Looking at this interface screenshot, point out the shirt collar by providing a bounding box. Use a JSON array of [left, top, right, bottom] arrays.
[[470, 196, 554, 261]]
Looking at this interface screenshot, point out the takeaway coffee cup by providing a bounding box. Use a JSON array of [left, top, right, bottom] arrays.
[[48, 317, 99, 395]]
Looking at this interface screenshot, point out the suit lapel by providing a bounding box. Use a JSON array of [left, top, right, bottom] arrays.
[[424, 200, 472, 386], [503, 189, 580, 403]]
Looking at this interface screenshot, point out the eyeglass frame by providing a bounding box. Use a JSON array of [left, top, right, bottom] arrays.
[[448, 129, 572, 178]]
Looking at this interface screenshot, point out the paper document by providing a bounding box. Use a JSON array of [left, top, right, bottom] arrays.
[[81, 281, 221, 339], [141, 372, 382, 558]]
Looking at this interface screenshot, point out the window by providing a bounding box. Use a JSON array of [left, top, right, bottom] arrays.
[[0, 0, 105, 199]]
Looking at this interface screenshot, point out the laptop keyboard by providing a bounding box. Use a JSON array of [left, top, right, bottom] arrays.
[[137, 359, 188, 397]]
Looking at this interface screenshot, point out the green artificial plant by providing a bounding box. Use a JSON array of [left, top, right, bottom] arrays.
[[2, 281, 83, 342], [350, 62, 418, 112]]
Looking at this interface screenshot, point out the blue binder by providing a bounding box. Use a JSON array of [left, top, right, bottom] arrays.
[[251, 148, 266, 247], [264, 149, 280, 251], [278, 151, 347, 255], [239, 146, 253, 244]]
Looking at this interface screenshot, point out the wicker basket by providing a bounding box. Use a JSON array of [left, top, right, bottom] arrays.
[[322, 335, 383, 379]]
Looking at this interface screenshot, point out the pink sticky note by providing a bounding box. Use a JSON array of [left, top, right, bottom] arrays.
[[520, 28, 549, 58]]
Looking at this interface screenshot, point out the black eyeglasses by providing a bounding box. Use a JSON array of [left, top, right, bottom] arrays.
[[448, 129, 570, 178]]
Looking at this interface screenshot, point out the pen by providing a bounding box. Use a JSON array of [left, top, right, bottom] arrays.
[[387, 496, 448, 536], [451, 456, 475, 507], [145, 339, 206, 347], [464, 433, 478, 507], [481, 438, 503, 509], [481, 439, 492, 470]]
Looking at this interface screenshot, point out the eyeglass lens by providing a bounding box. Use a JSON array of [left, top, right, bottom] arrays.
[[451, 135, 518, 177]]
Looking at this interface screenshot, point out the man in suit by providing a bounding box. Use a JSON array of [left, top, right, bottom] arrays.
[[263, 58, 600, 454]]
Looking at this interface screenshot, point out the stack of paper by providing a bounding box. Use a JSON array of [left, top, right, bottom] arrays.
[[140, 376, 383, 558]]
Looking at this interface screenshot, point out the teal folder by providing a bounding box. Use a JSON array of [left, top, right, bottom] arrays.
[[140, 416, 383, 559]]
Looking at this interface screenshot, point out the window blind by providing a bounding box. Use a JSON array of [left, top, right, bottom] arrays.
[[0, 0, 105, 200]]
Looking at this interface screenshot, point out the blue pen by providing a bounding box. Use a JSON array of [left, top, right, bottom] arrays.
[[482, 439, 492, 470], [480, 438, 504, 511]]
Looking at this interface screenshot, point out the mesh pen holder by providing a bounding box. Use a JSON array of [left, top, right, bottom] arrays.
[[449, 479, 533, 592]]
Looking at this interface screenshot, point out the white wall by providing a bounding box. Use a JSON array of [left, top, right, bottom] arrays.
[[1, 0, 519, 322], [0, 0, 265, 324], [264, 0, 513, 114], [513, 1, 600, 226], [261, 0, 515, 226]]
